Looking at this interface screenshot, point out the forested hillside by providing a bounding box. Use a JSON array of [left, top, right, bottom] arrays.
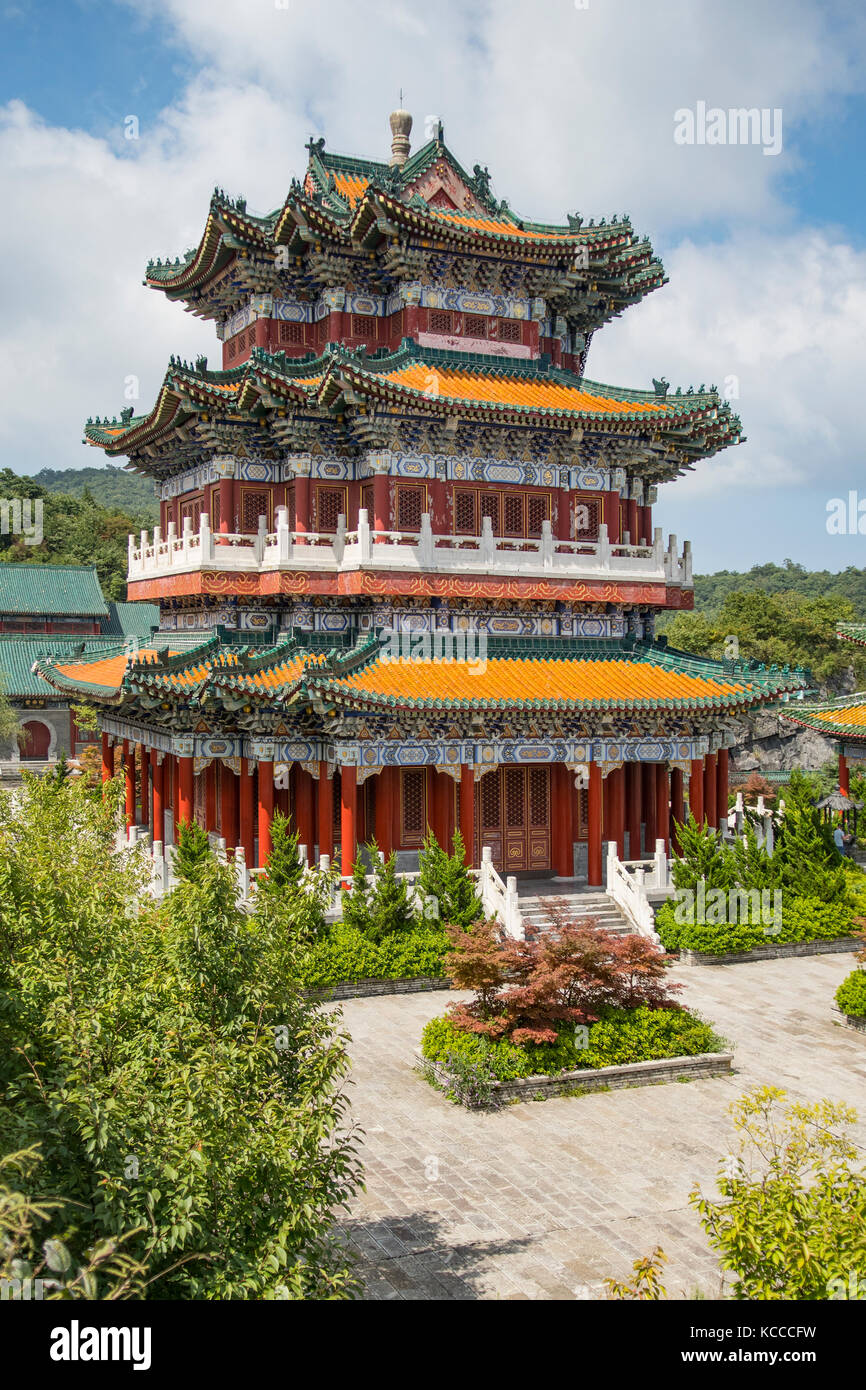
[[30, 465, 158, 522]]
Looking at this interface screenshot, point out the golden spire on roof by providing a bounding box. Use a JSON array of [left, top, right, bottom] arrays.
[[389, 106, 412, 167]]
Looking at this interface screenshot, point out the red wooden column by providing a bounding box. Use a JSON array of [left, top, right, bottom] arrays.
[[639, 504, 652, 545], [587, 762, 603, 886], [177, 755, 194, 828], [602, 489, 621, 544], [655, 764, 670, 853], [152, 755, 165, 847], [374, 768, 392, 855], [295, 767, 315, 857], [101, 732, 112, 784], [670, 766, 685, 852], [372, 467, 390, 535], [340, 765, 358, 885], [839, 752, 850, 796], [318, 762, 334, 862], [257, 760, 274, 868], [123, 740, 136, 828], [221, 762, 240, 852], [626, 497, 639, 545], [716, 748, 729, 828], [140, 746, 150, 832], [552, 763, 574, 877], [239, 759, 255, 865], [205, 762, 217, 833], [643, 762, 657, 847], [459, 764, 476, 867], [704, 753, 718, 831], [611, 766, 626, 859], [689, 758, 705, 827], [627, 762, 642, 858], [293, 461, 311, 538], [218, 475, 233, 536]]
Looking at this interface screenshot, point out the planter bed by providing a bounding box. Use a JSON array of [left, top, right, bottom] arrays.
[[677, 938, 859, 967], [305, 975, 451, 1002], [417, 1048, 734, 1103], [831, 1006, 866, 1035]]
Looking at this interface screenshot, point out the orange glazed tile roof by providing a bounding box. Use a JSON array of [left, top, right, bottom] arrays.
[[332, 172, 368, 205], [53, 650, 156, 690], [430, 209, 573, 240], [378, 363, 668, 415], [324, 656, 754, 708], [783, 697, 866, 741], [218, 651, 327, 693]]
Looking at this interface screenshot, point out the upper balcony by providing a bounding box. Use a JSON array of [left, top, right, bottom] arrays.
[[127, 509, 692, 601]]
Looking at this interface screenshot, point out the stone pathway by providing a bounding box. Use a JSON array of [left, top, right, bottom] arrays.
[[335, 952, 866, 1300]]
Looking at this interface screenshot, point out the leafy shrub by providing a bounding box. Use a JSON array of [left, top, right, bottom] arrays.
[[429, 1051, 502, 1111], [656, 894, 855, 955], [836, 969, 866, 1018], [421, 1008, 724, 1083], [173, 818, 212, 882], [367, 851, 417, 942], [418, 830, 483, 928], [298, 924, 449, 989]]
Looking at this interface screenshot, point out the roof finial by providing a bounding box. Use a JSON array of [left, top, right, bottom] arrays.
[[389, 105, 412, 167]]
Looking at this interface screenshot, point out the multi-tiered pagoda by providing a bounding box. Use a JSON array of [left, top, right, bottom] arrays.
[[40, 112, 806, 885]]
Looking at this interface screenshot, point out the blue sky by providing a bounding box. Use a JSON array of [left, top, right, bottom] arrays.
[[2, 0, 866, 574]]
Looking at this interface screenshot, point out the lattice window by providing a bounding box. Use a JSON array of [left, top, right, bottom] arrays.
[[529, 768, 549, 828], [464, 315, 487, 339], [226, 337, 237, 361], [481, 772, 500, 831], [527, 493, 551, 538], [333, 770, 341, 832], [503, 494, 524, 537], [401, 769, 426, 846], [573, 496, 600, 541], [396, 485, 424, 532], [242, 490, 269, 532], [352, 314, 377, 341], [211, 488, 221, 531], [180, 498, 202, 531], [576, 787, 589, 839], [319, 315, 330, 343], [314, 486, 344, 534], [454, 489, 477, 534], [429, 310, 454, 334], [480, 492, 499, 532], [279, 320, 303, 345], [505, 768, 524, 829], [361, 484, 374, 519], [497, 319, 521, 343], [285, 485, 295, 533]]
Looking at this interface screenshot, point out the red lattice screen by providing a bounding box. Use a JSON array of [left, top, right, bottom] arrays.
[[242, 491, 269, 532], [314, 487, 345, 533], [279, 321, 303, 345], [396, 486, 424, 532], [401, 770, 426, 846]]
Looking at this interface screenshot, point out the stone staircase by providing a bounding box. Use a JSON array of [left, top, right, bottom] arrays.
[[517, 889, 635, 939]]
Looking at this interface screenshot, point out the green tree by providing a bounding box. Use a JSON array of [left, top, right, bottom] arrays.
[[367, 852, 417, 943], [692, 1087, 866, 1300], [342, 849, 374, 933], [173, 818, 212, 882], [418, 829, 483, 928], [258, 810, 304, 892], [670, 815, 735, 892], [0, 774, 362, 1299]]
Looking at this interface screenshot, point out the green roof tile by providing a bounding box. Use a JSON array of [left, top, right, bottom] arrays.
[[0, 565, 108, 618]]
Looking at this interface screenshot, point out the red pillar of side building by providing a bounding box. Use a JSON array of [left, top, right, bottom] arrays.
[[220, 761, 239, 852], [670, 766, 685, 852], [552, 763, 574, 877], [318, 762, 334, 862], [239, 759, 255, 865], [839, 751, 850, 796], [101, 731, 113, 784], [655, 764, 670, 853], [716, 748, 729, 828], [152, 755, 165, 847], [704, 753, 718, 832], [587, 761, 603, 887], [177, 755, 194, 829], [123, 740, 135, 828], [340, 765, 357, 885], [627, 762, 642, 859], [257, 760, 274, 867], [459, 765, 476, 867], [689, 758, 705, 828], [295, 767, 315, 858]]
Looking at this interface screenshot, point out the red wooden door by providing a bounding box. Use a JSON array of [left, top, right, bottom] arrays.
[[20, 720, 51, 760], [475, 766, 551, 872]]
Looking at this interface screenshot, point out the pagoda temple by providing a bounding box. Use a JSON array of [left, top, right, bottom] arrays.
[[39, 111, 808, 885], [782, 623, 866, 794]]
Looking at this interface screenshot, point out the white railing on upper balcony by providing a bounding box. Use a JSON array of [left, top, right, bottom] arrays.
[[128, 509, 693, 587]]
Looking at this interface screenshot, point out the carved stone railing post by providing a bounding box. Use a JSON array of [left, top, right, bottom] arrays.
[[357, 508, 372, 563]]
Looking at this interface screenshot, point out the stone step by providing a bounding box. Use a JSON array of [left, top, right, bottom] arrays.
[[518, 891, 635, 937]]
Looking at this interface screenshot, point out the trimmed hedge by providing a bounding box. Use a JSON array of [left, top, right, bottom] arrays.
[[836, 969, 866, 1019], [297, 924, 450, 989], [420, 1007, 725, 1082], [656, 895, 855, 956]]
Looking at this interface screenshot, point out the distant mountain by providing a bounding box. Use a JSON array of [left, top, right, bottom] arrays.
[[30, 466, 158, 523], [690, 560, 866, 619]]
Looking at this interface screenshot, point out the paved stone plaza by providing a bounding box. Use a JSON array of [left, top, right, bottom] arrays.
[[337, 952, 866, 1300]]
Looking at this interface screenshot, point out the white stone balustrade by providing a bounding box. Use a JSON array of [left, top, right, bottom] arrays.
[[605, 839, 672, 943], [128, 510, 693, 589]]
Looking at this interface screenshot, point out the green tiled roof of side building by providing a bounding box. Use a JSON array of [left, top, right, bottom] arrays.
[[0, 564, 108, 618], [101, 600, 159, 641], [0, 636, 128, 699]]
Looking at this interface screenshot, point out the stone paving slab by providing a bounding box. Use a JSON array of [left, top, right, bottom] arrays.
[[335, 952, 866, 1300]]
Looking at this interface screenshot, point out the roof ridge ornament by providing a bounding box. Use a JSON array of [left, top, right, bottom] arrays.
[[389, 108, 412, 167]]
